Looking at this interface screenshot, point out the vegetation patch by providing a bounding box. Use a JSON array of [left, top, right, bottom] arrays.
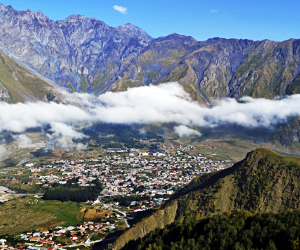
[[0, 198, 81, 235], [123, 210, 300, 250], [43, 179, 103, 202]]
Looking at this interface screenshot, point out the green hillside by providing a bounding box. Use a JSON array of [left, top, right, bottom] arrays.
[[111, 147, 300, 249], [0, 52, 56, 103]]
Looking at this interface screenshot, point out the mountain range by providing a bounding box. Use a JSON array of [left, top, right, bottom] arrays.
[[0, 3, 299, 106]]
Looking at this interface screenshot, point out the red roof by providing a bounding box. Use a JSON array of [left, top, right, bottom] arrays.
[[29, 237, 39, 241]]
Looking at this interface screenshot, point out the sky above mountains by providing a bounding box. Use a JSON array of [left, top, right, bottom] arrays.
[[0, 0, 299, 42]]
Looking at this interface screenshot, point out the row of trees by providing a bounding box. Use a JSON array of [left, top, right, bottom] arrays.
[[43, 179, 103, 202], [123, 210, 300, 250]]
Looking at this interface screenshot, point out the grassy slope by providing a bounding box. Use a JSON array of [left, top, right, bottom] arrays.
[[173, 147, 300, 222], [0, 53, 55, 103]]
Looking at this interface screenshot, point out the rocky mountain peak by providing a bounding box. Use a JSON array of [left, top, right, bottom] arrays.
[[116, 23, 152, 41], [163, 33, 196, 41], [152, 33, 198, 49], [62, 14, 98, 23], [0, 3, 50, 24], [65, 14, 86, 21], [58, 14, 110, 33]]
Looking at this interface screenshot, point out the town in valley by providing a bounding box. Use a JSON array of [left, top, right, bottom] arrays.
[[0, 140, 232, 249]]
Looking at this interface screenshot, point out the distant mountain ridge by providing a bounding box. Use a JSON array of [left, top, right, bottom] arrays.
[[111, 147, 300, 249], [0, 3, 300, 105], [114, 36, 300, 105]]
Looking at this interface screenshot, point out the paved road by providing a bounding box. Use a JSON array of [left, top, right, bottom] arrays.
[[112, 208, 130, 228], [112, 208, 126, 217], [125, 219, 130, 228], [66, 237, 118, 248], [8, 193, 44, 197]]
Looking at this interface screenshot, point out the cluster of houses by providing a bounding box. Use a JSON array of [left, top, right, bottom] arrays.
[[0, 219, 118, 249], [97, 195, 170, 212], [27, 147, 232, 199], [130, 197, 170, 212]]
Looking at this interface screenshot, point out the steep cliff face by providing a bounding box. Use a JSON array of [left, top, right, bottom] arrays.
[[111, 147, 300, 249], [0, 4, 152, 94]]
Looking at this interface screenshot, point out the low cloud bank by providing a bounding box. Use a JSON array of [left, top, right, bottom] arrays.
[[174, 125, 201, 137], [92, 83, 300, 127], [1, 82, 300, 146], [12, 134, 32, 146]]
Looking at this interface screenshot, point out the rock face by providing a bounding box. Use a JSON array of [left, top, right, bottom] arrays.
[[0, 4, 152, 94], [114, 36, 300, 105], [0, 3, 300, 103]]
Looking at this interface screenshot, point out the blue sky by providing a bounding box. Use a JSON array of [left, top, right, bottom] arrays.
[[1, 0, 299, 41]]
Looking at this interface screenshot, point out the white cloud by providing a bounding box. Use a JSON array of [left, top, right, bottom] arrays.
[[210, 9, 218, 13], [0, 101, 89, 133], [1, 82, 300, 149], [75, 143, 88, 150], [13, 134, 32, 146], [174, 125, 201, 137], [49, 122, 86, 139], [113, 5, 127, 14], [0, 101, 89, 149], [91, 82, 300, 128], [49, 122, 87, 148], [139, 128, 146, 135]]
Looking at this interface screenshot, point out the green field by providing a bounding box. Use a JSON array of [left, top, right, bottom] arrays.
[[0, 197, 82, 235]]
